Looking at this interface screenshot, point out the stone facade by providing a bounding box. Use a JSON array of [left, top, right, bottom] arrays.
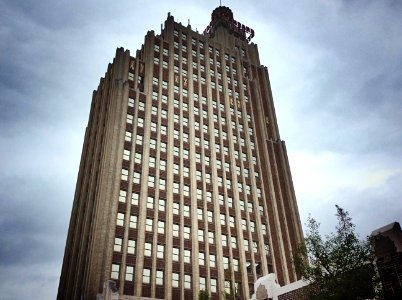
[[57, 6, 304, 300]]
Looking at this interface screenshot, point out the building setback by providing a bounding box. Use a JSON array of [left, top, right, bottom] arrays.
[[57, 6, 304, 300]]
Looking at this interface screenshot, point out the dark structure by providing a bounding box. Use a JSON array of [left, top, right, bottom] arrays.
[[372, 222, 402, 300], [57, 6, 304, 300]]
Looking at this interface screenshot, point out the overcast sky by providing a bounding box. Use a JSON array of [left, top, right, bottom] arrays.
[[1, 0, 401, 299]]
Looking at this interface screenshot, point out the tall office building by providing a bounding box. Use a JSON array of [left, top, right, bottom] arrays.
[[57, 6, 304, 300]]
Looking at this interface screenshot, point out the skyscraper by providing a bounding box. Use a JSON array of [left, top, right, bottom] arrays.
[[57, 6, 304, 300]]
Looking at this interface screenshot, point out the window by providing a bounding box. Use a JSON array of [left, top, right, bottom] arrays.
[[148, 175, 155, 188], [144, 242, 152, 257], [173, 224, 179, 237], [247, 202, 253, 213], [184, 249, 191, 263], [147, 196, 154, 209], [227, 197, 233, 208], [128, 239, 136, 254], [204, 191, 211, 202], [207, 211, 213, 222], [229, 216, 235, 227], [173, 182, 180, 194], [244, 239, 249, 251], [128, 72, 134, 81], [210, 254, 216, 268], [119, 190, 127, 203], [143, 268, 151, 284], [163, 48, 169, 56], [211, 278, 217, 293], [126, 114, 133, 124], [260, 224, 267, 235], [145, 218, 153, 232], [156, 270, 164, 285], [208, 232, 214, 244], [200, 277, 206, 290], [125, 131, 132, 142], [154, 57, 159, 65], [114, 237, 122, 252], [222, 234, 227, 246], [198, 229, 204, 242], [184, 274, 191, 289], [239, 200, 245, 211], [128, 97, 134, 107], [121, 169, 128, 180], [159, 178, 166, 190], [173, 202, 180, 215], [173, 247, 180, 261], [220, 214, 226, 226], [131, 193, 140, 205], [231, 236, 237, 248], [197, 208, 203, 220], [159, 198, 166, 211], [134, 153, 142, 165], [126, 265, 134, 281], [184, 226, 190, 239], [223, 256, 229, 269], [158, 221, 165, 234], [137, 117, 144, 127], [111, 264, 120, 280], [160, 160, 166, 171], [152, 91, 158, 100], [242, 219, 247, 231], [183, 205, 190, 217], [151, 122, 157, 132], [157, 244, 164, 259], [172, 273, 179, 288], [116, 213, 124, 226], [129, 215, 137, 228], [160, 141, 167, 152]]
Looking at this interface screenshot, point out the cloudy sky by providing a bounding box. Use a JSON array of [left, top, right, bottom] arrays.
[[1, 0, 401, 299]]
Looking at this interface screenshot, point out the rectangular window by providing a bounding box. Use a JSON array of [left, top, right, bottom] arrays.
[[210, 254, 216, 268], [145, 218, 153, 232], [184, 274, 191, 289], [125, 131, 132, 142], [129, 215, 137, 228], [199, 253, 205, 267], [144, 242, 152, 257], [158, 221, 165, 234], [173, 247, 180, 261], [208, 232, 214, 244], [211, 278, 217, 293], [111, 264, 120, 280], [183, 226, 190, 239], [222, 234, 227, 246], [119, 190, 127, 203], [128, 239, 136, 254], [157, 244, 164, 259], [126, 265, 134, 281], [121, 169, 128, 180], [172, 273, 179, 288], [143, 268, 151, 284], [114, 237, 122, 252], [184, 249, 191, 263], [156, 270, 164, 285], [116, 213, 124, 226], [198, 229, 204, 242]]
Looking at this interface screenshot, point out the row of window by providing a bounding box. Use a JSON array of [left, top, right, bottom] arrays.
[[119, 190, 265, 216], [112, 263, 220, 292]]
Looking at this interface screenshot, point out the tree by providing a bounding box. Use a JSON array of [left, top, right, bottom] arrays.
[[198, 289, 210, 300], [293, 205, 380, 300]]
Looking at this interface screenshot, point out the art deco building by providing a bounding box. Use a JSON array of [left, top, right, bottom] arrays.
[[57, 6, 304, 300]]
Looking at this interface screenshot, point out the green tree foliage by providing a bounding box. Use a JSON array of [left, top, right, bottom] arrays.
[[198, 289, 210, 300], [293, 205, 380, 300]]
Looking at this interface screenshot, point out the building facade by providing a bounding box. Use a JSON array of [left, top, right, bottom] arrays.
[[57, 6, 304, 300]]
